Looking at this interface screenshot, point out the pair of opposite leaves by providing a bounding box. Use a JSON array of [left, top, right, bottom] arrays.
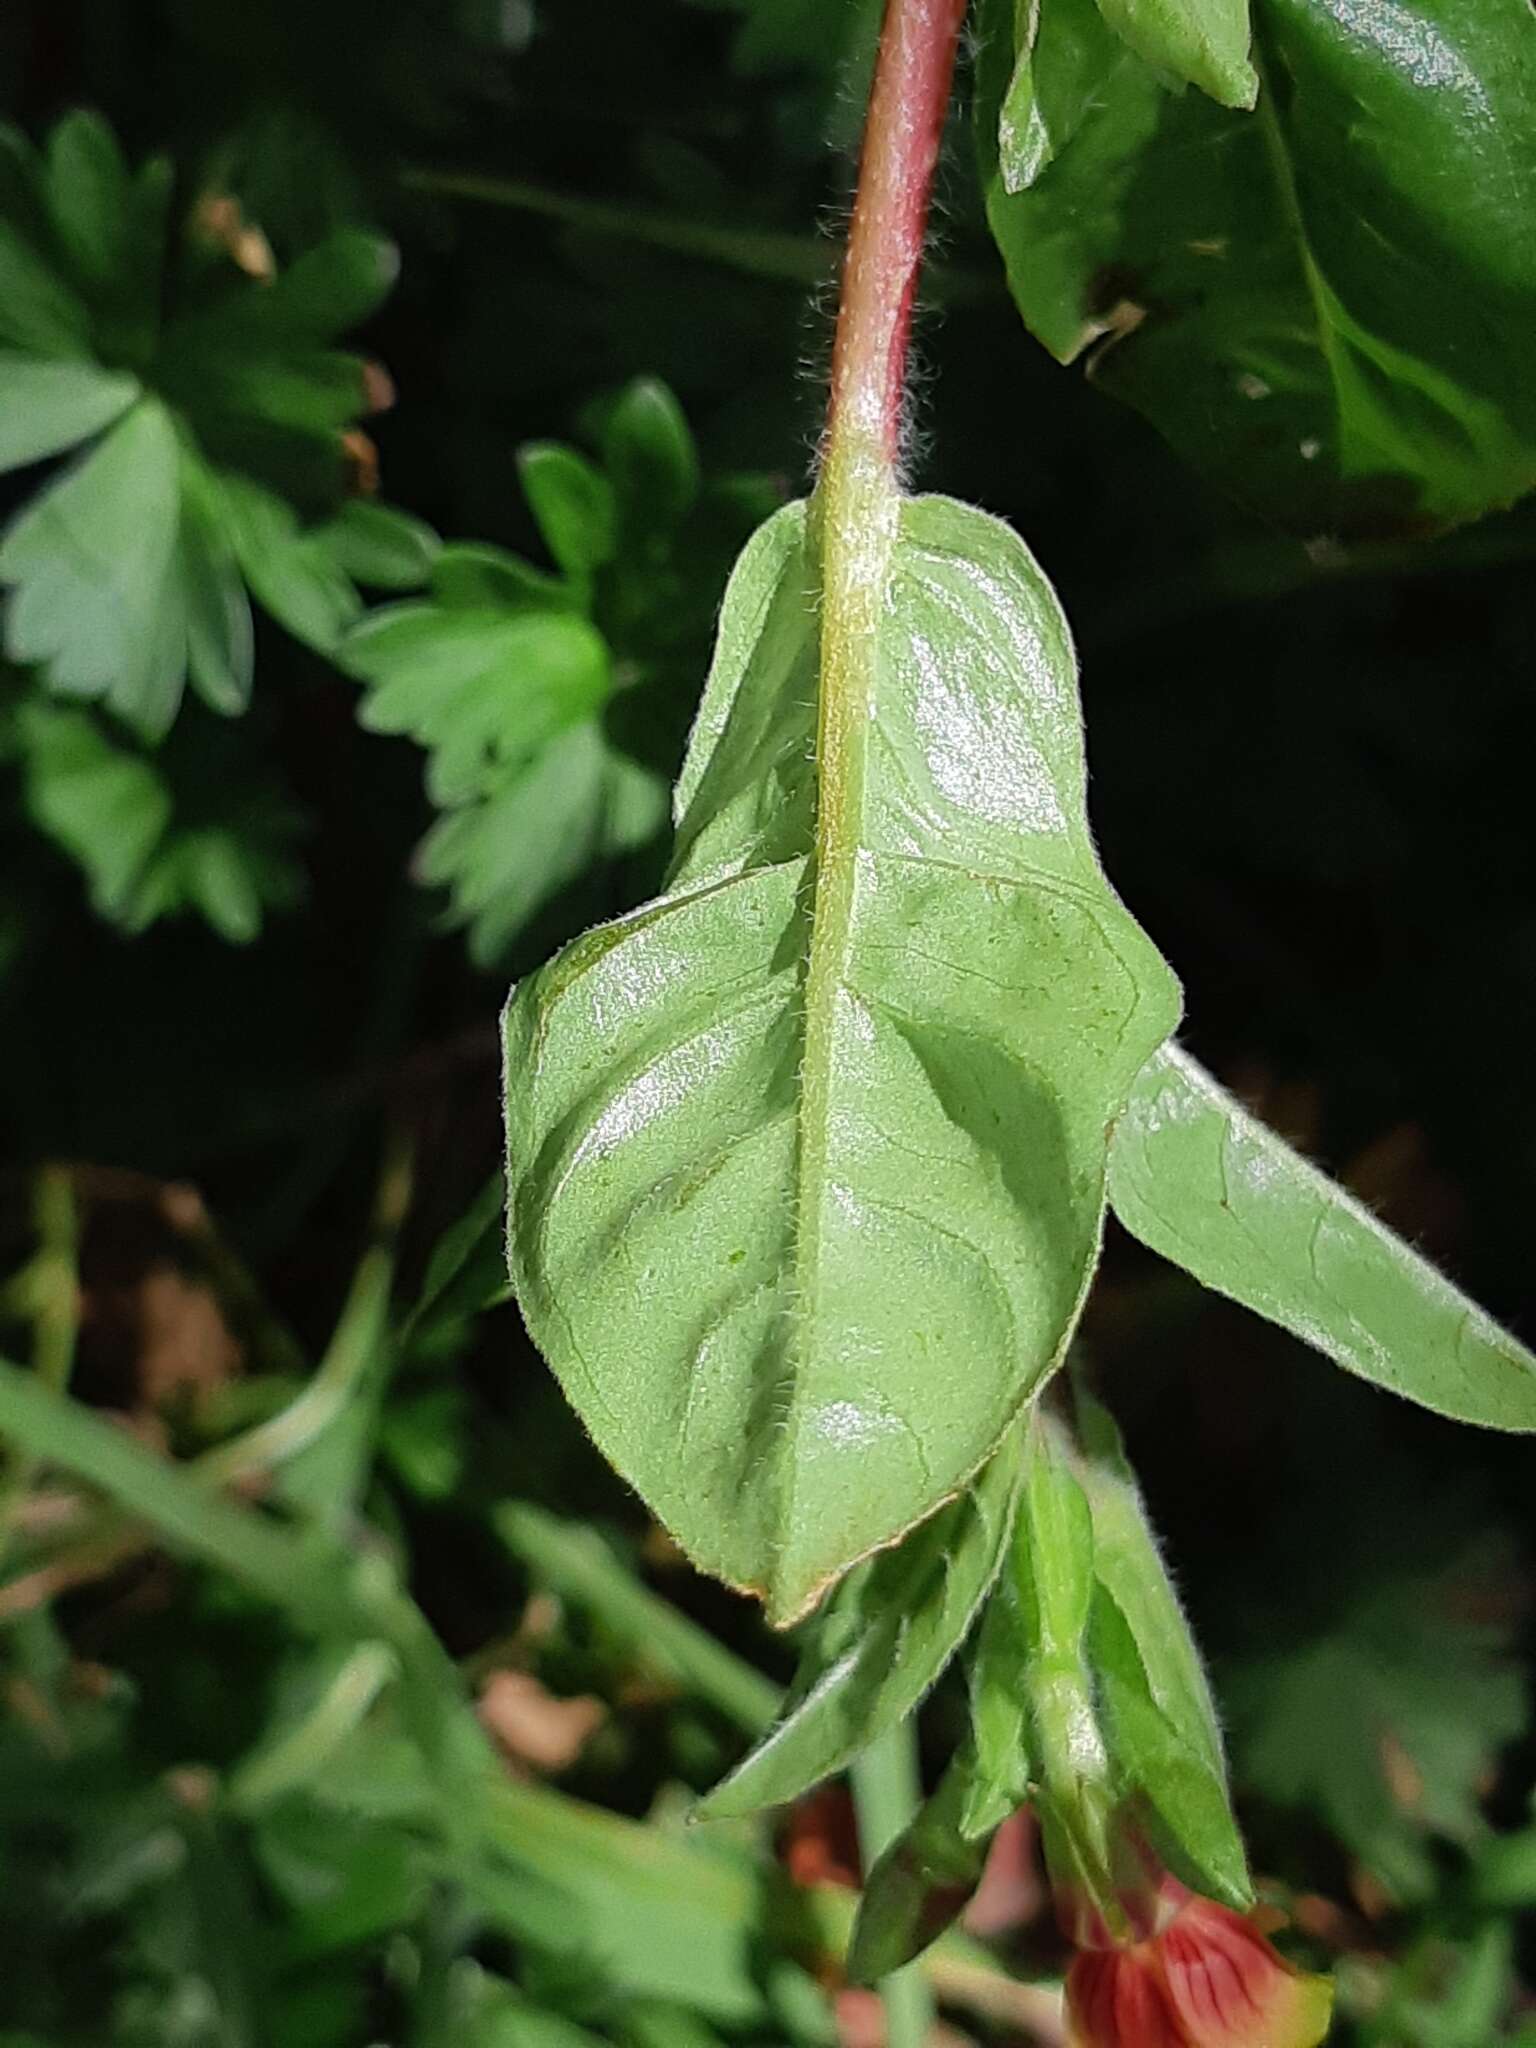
[[503, 485, 1536, 1631]]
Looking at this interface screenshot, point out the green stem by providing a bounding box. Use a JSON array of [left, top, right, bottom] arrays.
[[403, 167, 833, 284], [493, 1502, 781, 1736], [399, 167, 993, 303], [0, 1167, 79, 1572], [195, 1134, 411, 1497], [851, 1718, 936, 2048]]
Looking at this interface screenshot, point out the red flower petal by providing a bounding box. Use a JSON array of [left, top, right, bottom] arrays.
[[1064, 1888, 1333, 2048], [1067, 1946, 1187, 2048]]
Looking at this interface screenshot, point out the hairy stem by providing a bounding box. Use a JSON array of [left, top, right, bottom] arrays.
[[780, 0, 967, 1623], [827, 0, 969, 467], [0, 1168, 78, 1573]]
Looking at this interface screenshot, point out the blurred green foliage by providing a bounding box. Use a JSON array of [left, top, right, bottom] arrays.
[[0, 1, 1533, 2044]]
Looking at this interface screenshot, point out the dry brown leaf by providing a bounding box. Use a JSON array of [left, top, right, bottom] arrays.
[[136, 1268, 242, 1406], [476, 1670, 605, 1773]]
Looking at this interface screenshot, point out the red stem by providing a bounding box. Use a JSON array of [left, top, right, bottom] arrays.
[[828, 0, 968, 465]]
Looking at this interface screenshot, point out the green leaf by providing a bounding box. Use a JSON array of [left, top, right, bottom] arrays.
[[0, 222, 92, 355], [179, 456, 255, 717], [429, 541, 579, 614], [43, 110, 131, 293], [1094, 0, 1257, 106], [15, 698, 171, 915], [1071, 1385, 1251, 1906], [504, 495, 1179, 1623], [1228, 1552, 1525, 1899], [1107, 1042, 1536, 1431], [256, 229, 399, 339], [219, 472, 365, 654], [12, 689, 302, 940], [992, 0, 1128, 194], [0, 354, 140, 471], [493, 1501, 781, 1736], [979, 0, 1536, 534], [408, 1172, 509, 1337], [315, 498, 439, 590], [960, 1563, 1035, 1840], [603, 377, 700, 539], [519, 442, 617, 577], [417, 721, 666, 965], [846, 1753, 992, 1985], [0, 396, 186, 739], [346, 603, 610, 803], [696, 1438, 1020, 1820]]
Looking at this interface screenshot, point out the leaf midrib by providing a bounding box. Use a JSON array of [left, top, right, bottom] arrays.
[[777, 443, 902, 1621]]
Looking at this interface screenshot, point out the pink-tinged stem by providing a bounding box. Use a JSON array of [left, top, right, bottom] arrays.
[[828, 0, 969, 465]]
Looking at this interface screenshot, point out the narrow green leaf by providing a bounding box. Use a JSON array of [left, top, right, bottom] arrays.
[[316, 498, 440, 589], [1012, 1407, 1096, 1666], [408, 1172, 508, 1335], [505, 495, 1179, 1622], [1108, 1042, 1536, 1431], [1071, 1385, 1251, 1905], [219, 471, 364, 653], [227, 1642, 398, 1814], [0, 223, 91, 356], [0, 396, 186, 738], [0, 1355, 354, 1633], [979, 1410, 1103, 1792], [430, 541, 578, 613], [494, 1501, 781, 1735], [603, 377, 700, 538], [179, 456, 255, 717], [519, 441, 617, 576], [1094, 0, 1256, 106], [43, 110, 131, 291], [847, 1753, 991, 1985], [257, 229, 400, 338], [696, 1438, 1020, 1820], [0, 354, 140, 472], [960, 1570, 1034, 1840]]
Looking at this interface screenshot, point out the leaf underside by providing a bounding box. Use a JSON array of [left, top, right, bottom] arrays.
[[504, 493, 1179, 1625], [1108, 1042, 1536, 1431]]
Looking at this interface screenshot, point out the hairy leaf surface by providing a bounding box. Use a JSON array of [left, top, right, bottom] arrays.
[[504, 493, 1179, 1623], [1109, 1043, 1536, 1430], [978, 0, 1536, 534]]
